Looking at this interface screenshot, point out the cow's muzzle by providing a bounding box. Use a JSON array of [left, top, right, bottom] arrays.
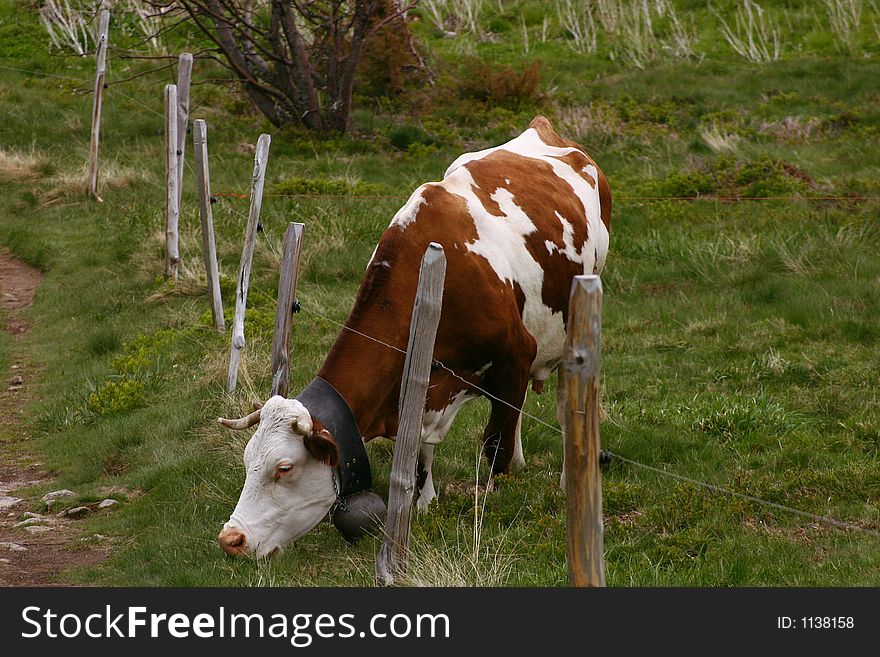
[[218, 527, 248, 556]]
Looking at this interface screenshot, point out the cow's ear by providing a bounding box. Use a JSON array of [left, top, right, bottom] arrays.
[[303, 418, 339, 468]]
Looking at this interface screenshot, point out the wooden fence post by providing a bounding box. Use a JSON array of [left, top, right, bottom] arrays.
[[164, 83, 180, 282], [227, 133, 271, 393], [376, 242, 447, 587], [192, 119, 224, 333], [561, 274, 605, 587], [270, 223, 305, 398], [175, 52, 192, 208], [85, 9, 109, 199]]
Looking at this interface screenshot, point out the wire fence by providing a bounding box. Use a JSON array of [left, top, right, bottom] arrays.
[[295, 301, 880, 541], [5, 57, 879, 544]]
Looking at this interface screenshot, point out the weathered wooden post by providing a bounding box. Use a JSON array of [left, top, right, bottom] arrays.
[[227, 133, 271, 393], [376, 242, 447, 587], [192, 119, 224, 333], [270, 223, 305, 397], [164, 83, 180, 282], [85, 9, 110, 199], [175, 52, 192, 208], [561, 274, 605, 587]]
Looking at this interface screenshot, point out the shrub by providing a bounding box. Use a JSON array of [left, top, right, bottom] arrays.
[[458, 60, 543, 110], [88, 378, 145, 416], [388, 124, 436, 152]]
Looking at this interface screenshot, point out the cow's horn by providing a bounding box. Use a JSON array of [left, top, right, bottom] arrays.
[[218, 408, 262, 429]]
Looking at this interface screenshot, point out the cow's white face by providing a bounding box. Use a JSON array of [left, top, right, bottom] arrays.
[[218, 396, 338, 558]]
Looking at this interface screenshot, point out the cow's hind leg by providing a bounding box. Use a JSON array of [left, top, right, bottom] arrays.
[[481, 364, 531, 479], [416, 443, 436, 512]]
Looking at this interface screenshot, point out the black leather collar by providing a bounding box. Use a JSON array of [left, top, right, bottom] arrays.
[[295, 377, 372, 496]]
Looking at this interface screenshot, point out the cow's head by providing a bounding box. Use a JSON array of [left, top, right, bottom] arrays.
[[217, 396, 338, 557]]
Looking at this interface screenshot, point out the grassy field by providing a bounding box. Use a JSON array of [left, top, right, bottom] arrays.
[[1, 0, 879, 586]]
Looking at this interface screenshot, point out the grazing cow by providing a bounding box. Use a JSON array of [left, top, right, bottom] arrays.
[[218, 117, 612, 557]]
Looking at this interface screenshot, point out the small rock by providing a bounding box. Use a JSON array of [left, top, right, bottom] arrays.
[[42, 489, 77, 504], [0, 496, 23, 511], [25, 525, 54, 534], [14, 517, 55, 528], [0, 542, 27, 552], [0, 558, 10, 564], [22, 512, 42, 519], [62, 506, 91, 519], [10, 375, 23, 386], [97, 499, 119, 509], [11, 364, 20, 369]]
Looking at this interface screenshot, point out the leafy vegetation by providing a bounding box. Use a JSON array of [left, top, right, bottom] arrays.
[[1, 0, 879, 586]]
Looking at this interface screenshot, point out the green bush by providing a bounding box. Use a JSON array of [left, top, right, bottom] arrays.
[[88, 379, 145, 416]]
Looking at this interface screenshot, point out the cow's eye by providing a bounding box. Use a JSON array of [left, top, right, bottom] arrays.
[[274, 463, 294, 480], [278, 464, 293, 473]]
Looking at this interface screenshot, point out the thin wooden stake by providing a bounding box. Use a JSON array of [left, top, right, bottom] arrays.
[[192, 119, 224, 333], [561, 274, 605, 587], [376, 242, 447, 587], [270, 223, 305, 398], [164, 83, 180, 282], [86, 9, 109, 199], [227, 133, 271, 393], [175, 52, 192, 208]]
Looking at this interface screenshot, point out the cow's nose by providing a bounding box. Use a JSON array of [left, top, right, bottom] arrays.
[[218, 527, 248, 556]]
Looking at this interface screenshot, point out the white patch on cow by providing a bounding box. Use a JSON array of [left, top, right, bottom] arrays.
[[390, 184, 428, 229], [223, 396, 336, 557], [375, 260, 391, 269], [421, 390, 476, 446]]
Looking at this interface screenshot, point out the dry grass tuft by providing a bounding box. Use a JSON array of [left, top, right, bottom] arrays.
[[41, 159, 150, 206], [699, 123, 741, 153], [0, 146, 52, 181]]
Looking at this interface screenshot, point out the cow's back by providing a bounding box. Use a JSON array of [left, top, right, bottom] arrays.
[[382, 117, 611, 382]]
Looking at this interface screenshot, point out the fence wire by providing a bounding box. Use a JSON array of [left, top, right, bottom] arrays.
[[295, 302, 880, 540]]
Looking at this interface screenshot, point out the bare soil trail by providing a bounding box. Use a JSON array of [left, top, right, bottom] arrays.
[[0, 249, 107, 586]]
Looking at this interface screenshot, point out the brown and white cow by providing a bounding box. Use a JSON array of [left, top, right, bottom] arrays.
[[218, 116, 611, 557]]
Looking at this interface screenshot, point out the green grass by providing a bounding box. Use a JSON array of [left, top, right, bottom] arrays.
[[1, 0, 879, 586]]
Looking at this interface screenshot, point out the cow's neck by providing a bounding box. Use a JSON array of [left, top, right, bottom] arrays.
[[317, 319, 405, 440]]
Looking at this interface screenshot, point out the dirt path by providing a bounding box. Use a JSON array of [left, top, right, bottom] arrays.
[[0, 249, 107, 586]]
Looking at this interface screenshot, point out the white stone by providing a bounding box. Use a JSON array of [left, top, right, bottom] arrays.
[[24, 525, 54, 534], [41, 489, 77, 503], [97, 499, 118, 509], [0, 542, 27, 552], [0, 496, 23, 511], [14, 517, 54, 528], [22, 512, 42, 519], [62, 506, 91, 519]]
